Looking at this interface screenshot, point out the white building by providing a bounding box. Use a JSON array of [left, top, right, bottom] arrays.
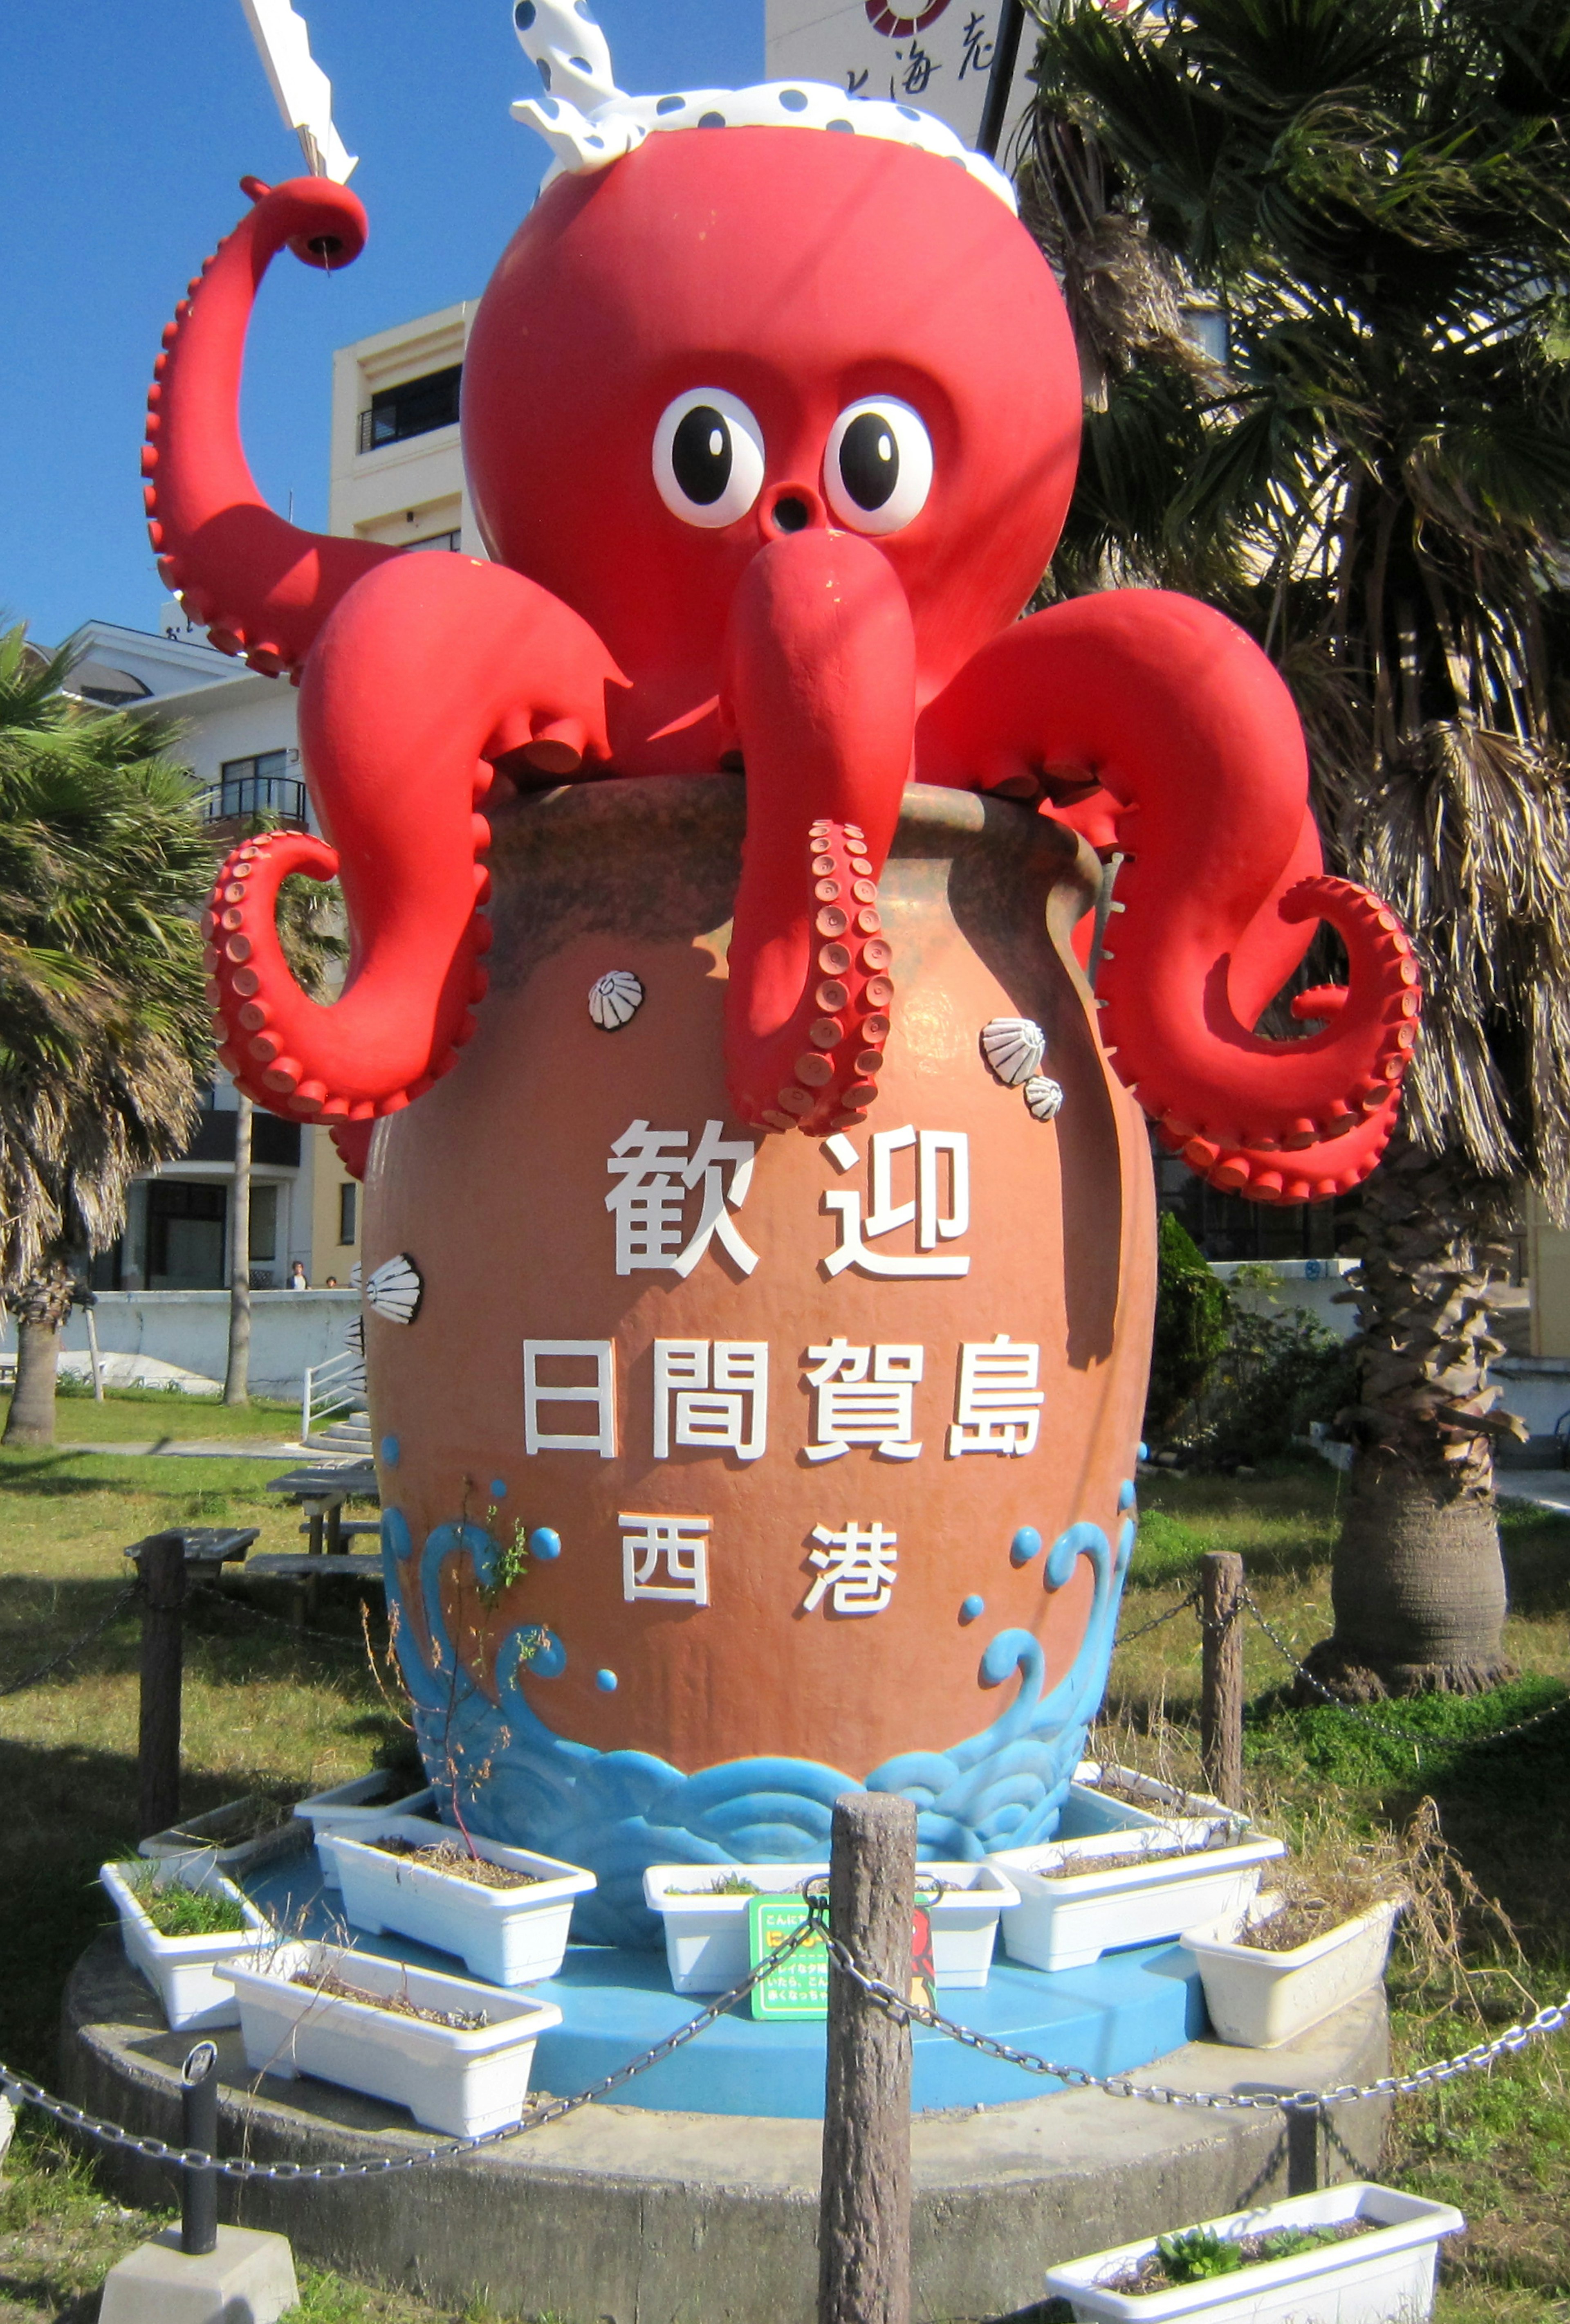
[[63, 299, 481, 1296]]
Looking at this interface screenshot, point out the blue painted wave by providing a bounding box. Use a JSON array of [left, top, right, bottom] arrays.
[[383, 1505, 1135, 1947]]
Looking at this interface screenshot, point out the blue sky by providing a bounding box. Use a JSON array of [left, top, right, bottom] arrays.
[[1, 3, 763, 647]]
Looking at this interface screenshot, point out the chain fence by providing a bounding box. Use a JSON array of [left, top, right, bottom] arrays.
[[1108, 1571, 1570, 1756], [1, 1916, 824, 2185], [5, 1900, 1568, 2193], [1238, 1593, 1570, 1751], [0, 1583, 141, 1700]]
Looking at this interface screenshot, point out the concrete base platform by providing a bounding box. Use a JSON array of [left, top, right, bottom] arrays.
[[98, 2225, 298, 2324], [245, 1846, 1203, 2118], [63, 1934, 1390, 2323]]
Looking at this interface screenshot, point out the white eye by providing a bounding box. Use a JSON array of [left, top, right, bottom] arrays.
[[823, 398, 933, 535], [653, 388, 767, 528]]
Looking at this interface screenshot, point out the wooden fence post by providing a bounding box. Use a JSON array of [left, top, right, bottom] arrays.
[[819, 1791, 915, 2324], [1200, 1550, 1245, 1810], [138, 1533, 186, 1839]]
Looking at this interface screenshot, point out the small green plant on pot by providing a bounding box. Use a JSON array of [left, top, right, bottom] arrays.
[[120, 1865, 250, 1938], [1154, 2227, 1242, 2283]]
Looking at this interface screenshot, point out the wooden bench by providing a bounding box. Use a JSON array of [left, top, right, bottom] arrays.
[[245, 1554, 384, 1583]]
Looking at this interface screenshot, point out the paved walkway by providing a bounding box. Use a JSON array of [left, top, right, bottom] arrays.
[[1495, 1467, 1570, 1515], [56, 1438, 309, 1460]]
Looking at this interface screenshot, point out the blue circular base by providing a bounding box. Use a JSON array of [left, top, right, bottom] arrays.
[[246, 1853, 1203, 2121]]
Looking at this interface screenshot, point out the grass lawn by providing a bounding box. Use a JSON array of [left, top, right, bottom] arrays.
[[0, 1449, 1565, 2322], [9, 1385, 303, 1444]]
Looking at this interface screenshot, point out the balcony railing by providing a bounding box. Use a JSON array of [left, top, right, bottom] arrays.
[[196, 773, 307, 826]]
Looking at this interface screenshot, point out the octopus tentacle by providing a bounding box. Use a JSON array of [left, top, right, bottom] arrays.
[[145, 176, 398, 677], [744, 823, 895, 1136], [915, 591, 1420, 1190], [204, 553, 624, 1120], [722, 529, 915, 1137]]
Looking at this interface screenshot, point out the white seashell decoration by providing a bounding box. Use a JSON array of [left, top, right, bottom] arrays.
[[589, 969, 645, 1031], [344, 1314, 364, 1359], [1023, 1075, 1065, 1123], [980, 1016, 1045, 1087], [364, 1252, 424, 1327]]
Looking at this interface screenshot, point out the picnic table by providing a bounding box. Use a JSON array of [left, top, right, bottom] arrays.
[[262, 1460, 380, 1556], [123, 1526, 260, 1574]]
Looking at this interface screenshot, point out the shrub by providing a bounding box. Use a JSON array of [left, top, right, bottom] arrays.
[[1145, 1212, 1229, 1435]]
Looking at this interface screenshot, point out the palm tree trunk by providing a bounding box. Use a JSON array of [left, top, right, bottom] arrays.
[[224, 1095, 252, 1406], [1303, 1132, 1522, 1699], [2, 1262, 76, 1449]]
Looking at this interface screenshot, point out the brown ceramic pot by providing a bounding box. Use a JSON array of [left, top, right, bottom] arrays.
[[366, 780, 1154, 1942]]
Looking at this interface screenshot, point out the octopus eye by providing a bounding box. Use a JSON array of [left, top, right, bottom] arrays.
[[823, 398, 933, 536], [653, 388, 767, 529]]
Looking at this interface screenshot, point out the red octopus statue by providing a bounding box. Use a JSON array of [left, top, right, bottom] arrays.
[[148, 119, 1418, 1202]]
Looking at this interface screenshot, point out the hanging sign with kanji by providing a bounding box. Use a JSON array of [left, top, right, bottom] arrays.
[[763, 0, 1037, 155]]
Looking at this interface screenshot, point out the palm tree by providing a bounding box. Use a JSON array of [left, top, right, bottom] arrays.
[[221, 857, 345, 1406], [1021, 0, 1570, 1693], [0, 624, 214, 1447]]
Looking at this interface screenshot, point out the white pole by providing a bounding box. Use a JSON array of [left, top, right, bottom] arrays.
[[84, 1306, 105, 1401]]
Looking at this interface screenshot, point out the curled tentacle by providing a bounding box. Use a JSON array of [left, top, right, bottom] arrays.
[[915, 590, 1420, 1191], [145, 176, 398, 676], [204, 553, 624, 1119], [739, 822, 896, 1136], [722, 530, 915, 1136]]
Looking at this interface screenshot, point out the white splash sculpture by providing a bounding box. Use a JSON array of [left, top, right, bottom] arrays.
[[240, 0, 358, 183], [507, 0, 1016, 211]]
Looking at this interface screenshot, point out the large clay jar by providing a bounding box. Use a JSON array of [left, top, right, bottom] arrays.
[[368, 780, 1154, 1945]]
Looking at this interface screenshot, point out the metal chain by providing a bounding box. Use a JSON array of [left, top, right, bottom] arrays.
[[1242, 1594, 1570, 1751], [812, 1920, 1570, 2114], [0, 1917, 822, 2184], [187, 1581, 383, 1657], [1114, 1588, 1202, 1648], [0, 1584, 140, 1700]]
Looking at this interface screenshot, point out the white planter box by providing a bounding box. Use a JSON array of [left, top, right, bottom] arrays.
[[139, 1795, 307, 1881], [325, 1817, 594, 1985], [1042, 2180, 1463, 2321], [1182, 1894, 1402, 2049], [294, 1772, 440, 1889], [1075, 1760, 1251, 1834], [217, 1939, 562, 2137], [993, 1825, 1285, 1973], [643, 1861, 1018, 1995], [101, 1859, 272, 2032], [919, 1863, 1019, 1987]]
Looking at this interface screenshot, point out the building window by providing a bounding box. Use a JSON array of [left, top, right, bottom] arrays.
[[249, 1182, 279, 1289], [407, 529, 462, 552], [147, 1181, 228, 1289], [338, 1181, 358, 1245], [357, 364, 462, 453], [200, 751, 307, 826]]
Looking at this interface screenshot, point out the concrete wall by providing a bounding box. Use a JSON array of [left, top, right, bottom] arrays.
[[0, 1289, 359, 1401]]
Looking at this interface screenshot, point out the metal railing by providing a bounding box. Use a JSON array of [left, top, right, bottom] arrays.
[[301, 1347, 367, 1443], [196, 773, 308, 826]]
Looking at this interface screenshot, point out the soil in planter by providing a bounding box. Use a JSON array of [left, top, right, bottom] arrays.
[[161, 1793, 299, 1847], [291, 1965, 490, 2031], [1237, 1869, 1405, 1952], [1045, 1833, 1236, 1879], [118, 1867, 249, 1938], [370, 1837, 542, 1890], [1105, 2218, 1374, 2294]]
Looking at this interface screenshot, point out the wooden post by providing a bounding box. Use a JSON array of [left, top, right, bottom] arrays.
[[1200, 1550, 1245, 1810], [819, 1792, 915, 2324], [138, 1534, 186, 1838]]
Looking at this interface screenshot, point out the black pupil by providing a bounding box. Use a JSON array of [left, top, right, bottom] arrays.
[[839, 411, 899, 510], [672, 406, 732, 505]]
